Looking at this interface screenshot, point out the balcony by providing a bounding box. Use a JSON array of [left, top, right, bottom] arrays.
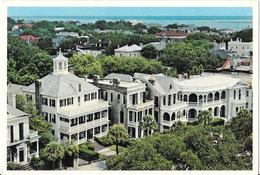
[[128, 100, 154, 111]]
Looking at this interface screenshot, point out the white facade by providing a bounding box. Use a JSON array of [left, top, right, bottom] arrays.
[[88, 75, 154, 138], [22, 52, 109, 144], [7, 94, 39, 165], [114, 44, 142, 57], [228, 38, 252, 57], [134, 73, 253, 132]]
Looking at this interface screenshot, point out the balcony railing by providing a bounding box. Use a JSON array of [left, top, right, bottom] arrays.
[[128, 100, 154, 111]]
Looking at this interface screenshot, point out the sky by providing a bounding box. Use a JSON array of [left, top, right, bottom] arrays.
[[8, 7, 252, 17]]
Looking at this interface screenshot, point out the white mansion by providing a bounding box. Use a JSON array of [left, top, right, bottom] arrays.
[[21, 51, 110, 144], [88, 72, 252, 136]]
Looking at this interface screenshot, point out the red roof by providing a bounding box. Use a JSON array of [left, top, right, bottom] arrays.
[[16, 24, 33, 28], [156, 30, 189, 37], [217, 58, 231, 70], [19, 35, 40, 42]]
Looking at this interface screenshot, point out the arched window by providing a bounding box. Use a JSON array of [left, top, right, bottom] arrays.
[[214, 107, 219, 116], [171, 113, 175, 121], [220, 105, 225, 117], [208, 93, 213, 102], [188, 109, 197, 118], [189, 93, 197, 103], [59, 62, 62, 70], [199, 95, 203, 103], [163, 113, 170, 121], [214, 92, 220, 101], [221, 91, 226, 99]]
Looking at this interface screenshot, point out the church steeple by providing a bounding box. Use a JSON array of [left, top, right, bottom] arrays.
[[53, 49, 69, 74]]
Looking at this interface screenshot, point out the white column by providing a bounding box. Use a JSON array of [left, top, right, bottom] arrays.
[[135, 127, 138, 139]]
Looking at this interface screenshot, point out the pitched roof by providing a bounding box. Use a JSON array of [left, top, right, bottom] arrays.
[[144, 41, 166, 51], [7, 83, 27, 94], [7, 105, 29, 119], [104, 73, 133, 82], [23, 73, 99, 98], [19, 35, 40, 42], [114, 44, 142, 52]]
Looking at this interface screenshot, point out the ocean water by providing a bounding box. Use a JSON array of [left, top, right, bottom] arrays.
[[11, 16, 252, 30]]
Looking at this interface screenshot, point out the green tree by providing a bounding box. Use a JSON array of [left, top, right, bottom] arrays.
[[69, 54, 104, 78], [141, 45, 158, 59], [230, 109, 252, 140], [62, 140, 79, 167], [232, 28, 252, 42], [147, 26, 162, 34], [95, 20, 108, 30], [108, 124, 129, 155], [198, 110, 212, 125], [41, 142, 65, 170], [139, 115, 157, 137]]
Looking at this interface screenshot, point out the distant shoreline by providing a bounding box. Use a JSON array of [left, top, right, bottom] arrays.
[[9, 15, 252, 30]]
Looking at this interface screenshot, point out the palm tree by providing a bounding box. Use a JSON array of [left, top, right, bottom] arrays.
[[198, 110, 212, 125], [41, 142, 65, 169], [139, 115, 157, 137], [171, 121, 185, 132], [62, 140, 79, 168], [108, 124, 128, 155]]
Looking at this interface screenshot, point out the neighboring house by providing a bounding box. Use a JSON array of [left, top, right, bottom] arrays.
[[228, 38, 253, 57], [7, 93, 40, 165], [134, 73, 252, 132], [114, 44, 142, 57], [12, 24, 33, 31], [21, 51, 110, 144], [55, 31, 80, 38], [155, 30, 189, 42], [54, 27, 65, 32], [87, 73, 154, 138], [19, 35, 40, 44], [77, 48, 103, 57]]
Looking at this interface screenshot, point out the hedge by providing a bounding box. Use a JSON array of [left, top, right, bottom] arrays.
[[7, 162, 25, 170], [79, 141, 95, 151], [210, 118, 225, 126], [94, 136, 113, 147], [79, 148, 99, 162]]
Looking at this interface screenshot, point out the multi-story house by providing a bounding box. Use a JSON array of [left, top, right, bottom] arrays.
[[228, 38, 253, 57], [114, 44, 142, 57], [22, 51, 109, 144], [7, 93, 40, 165], [87, 73, 154, 138], [134, 73, 253, 132]]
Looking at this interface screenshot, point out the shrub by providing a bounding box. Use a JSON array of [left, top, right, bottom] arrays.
[[210, 118, 225, 126], [79, 141, 95, 151], [79, 148, 99, 161], [94, 136, 113, 147], [30, 156, 45, 170], [7, 162, 24, 170]]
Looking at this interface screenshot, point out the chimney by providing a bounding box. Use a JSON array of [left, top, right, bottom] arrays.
[[112, 78, 120, 86], [7, 93, 16, 108], [148, 77, 155, 85], [68, 65, 75, 74], [93, 75, 100, 85], [35, 79, 42, 114]]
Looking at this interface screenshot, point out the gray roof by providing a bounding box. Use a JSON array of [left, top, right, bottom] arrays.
[[104, 73, 133, 82], [7, 105, 29, 119], [212, 49, 229, 59], [23, 73, 99, 98], [134, 73, 179, 95], [144, 41, 166, 51], [7, 83, 27, 94]]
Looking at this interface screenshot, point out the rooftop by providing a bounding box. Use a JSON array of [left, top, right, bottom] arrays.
[[7, 105, 29, 119], [104, 73, 133, 82], [114, 44, 142, 53], [7, 83, 26, 94]]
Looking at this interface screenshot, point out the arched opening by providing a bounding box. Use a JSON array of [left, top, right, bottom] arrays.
[[183, 110, 186, 117], [189, 93, 197, 103], [214, 92, 220, 101], [199, 95, 203, 103], [177, 111, 181, 118], [221, 91, 226, 99], [204, 95, 206, 103], [188, 109, 197, 118], [183, 95, 188, 102], [214, 107, 219, 116], [171, 113, 175, 121], [163, 113, 170, 121], [220, 105, 225, 117], [208, 93, 213, 102]]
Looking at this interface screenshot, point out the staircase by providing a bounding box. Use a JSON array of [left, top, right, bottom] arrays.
[[21, 163, 33, 170]]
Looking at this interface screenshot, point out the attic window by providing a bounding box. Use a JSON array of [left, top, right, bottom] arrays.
[[78, 84, 81, 92], [169, 85, 172, 89]]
